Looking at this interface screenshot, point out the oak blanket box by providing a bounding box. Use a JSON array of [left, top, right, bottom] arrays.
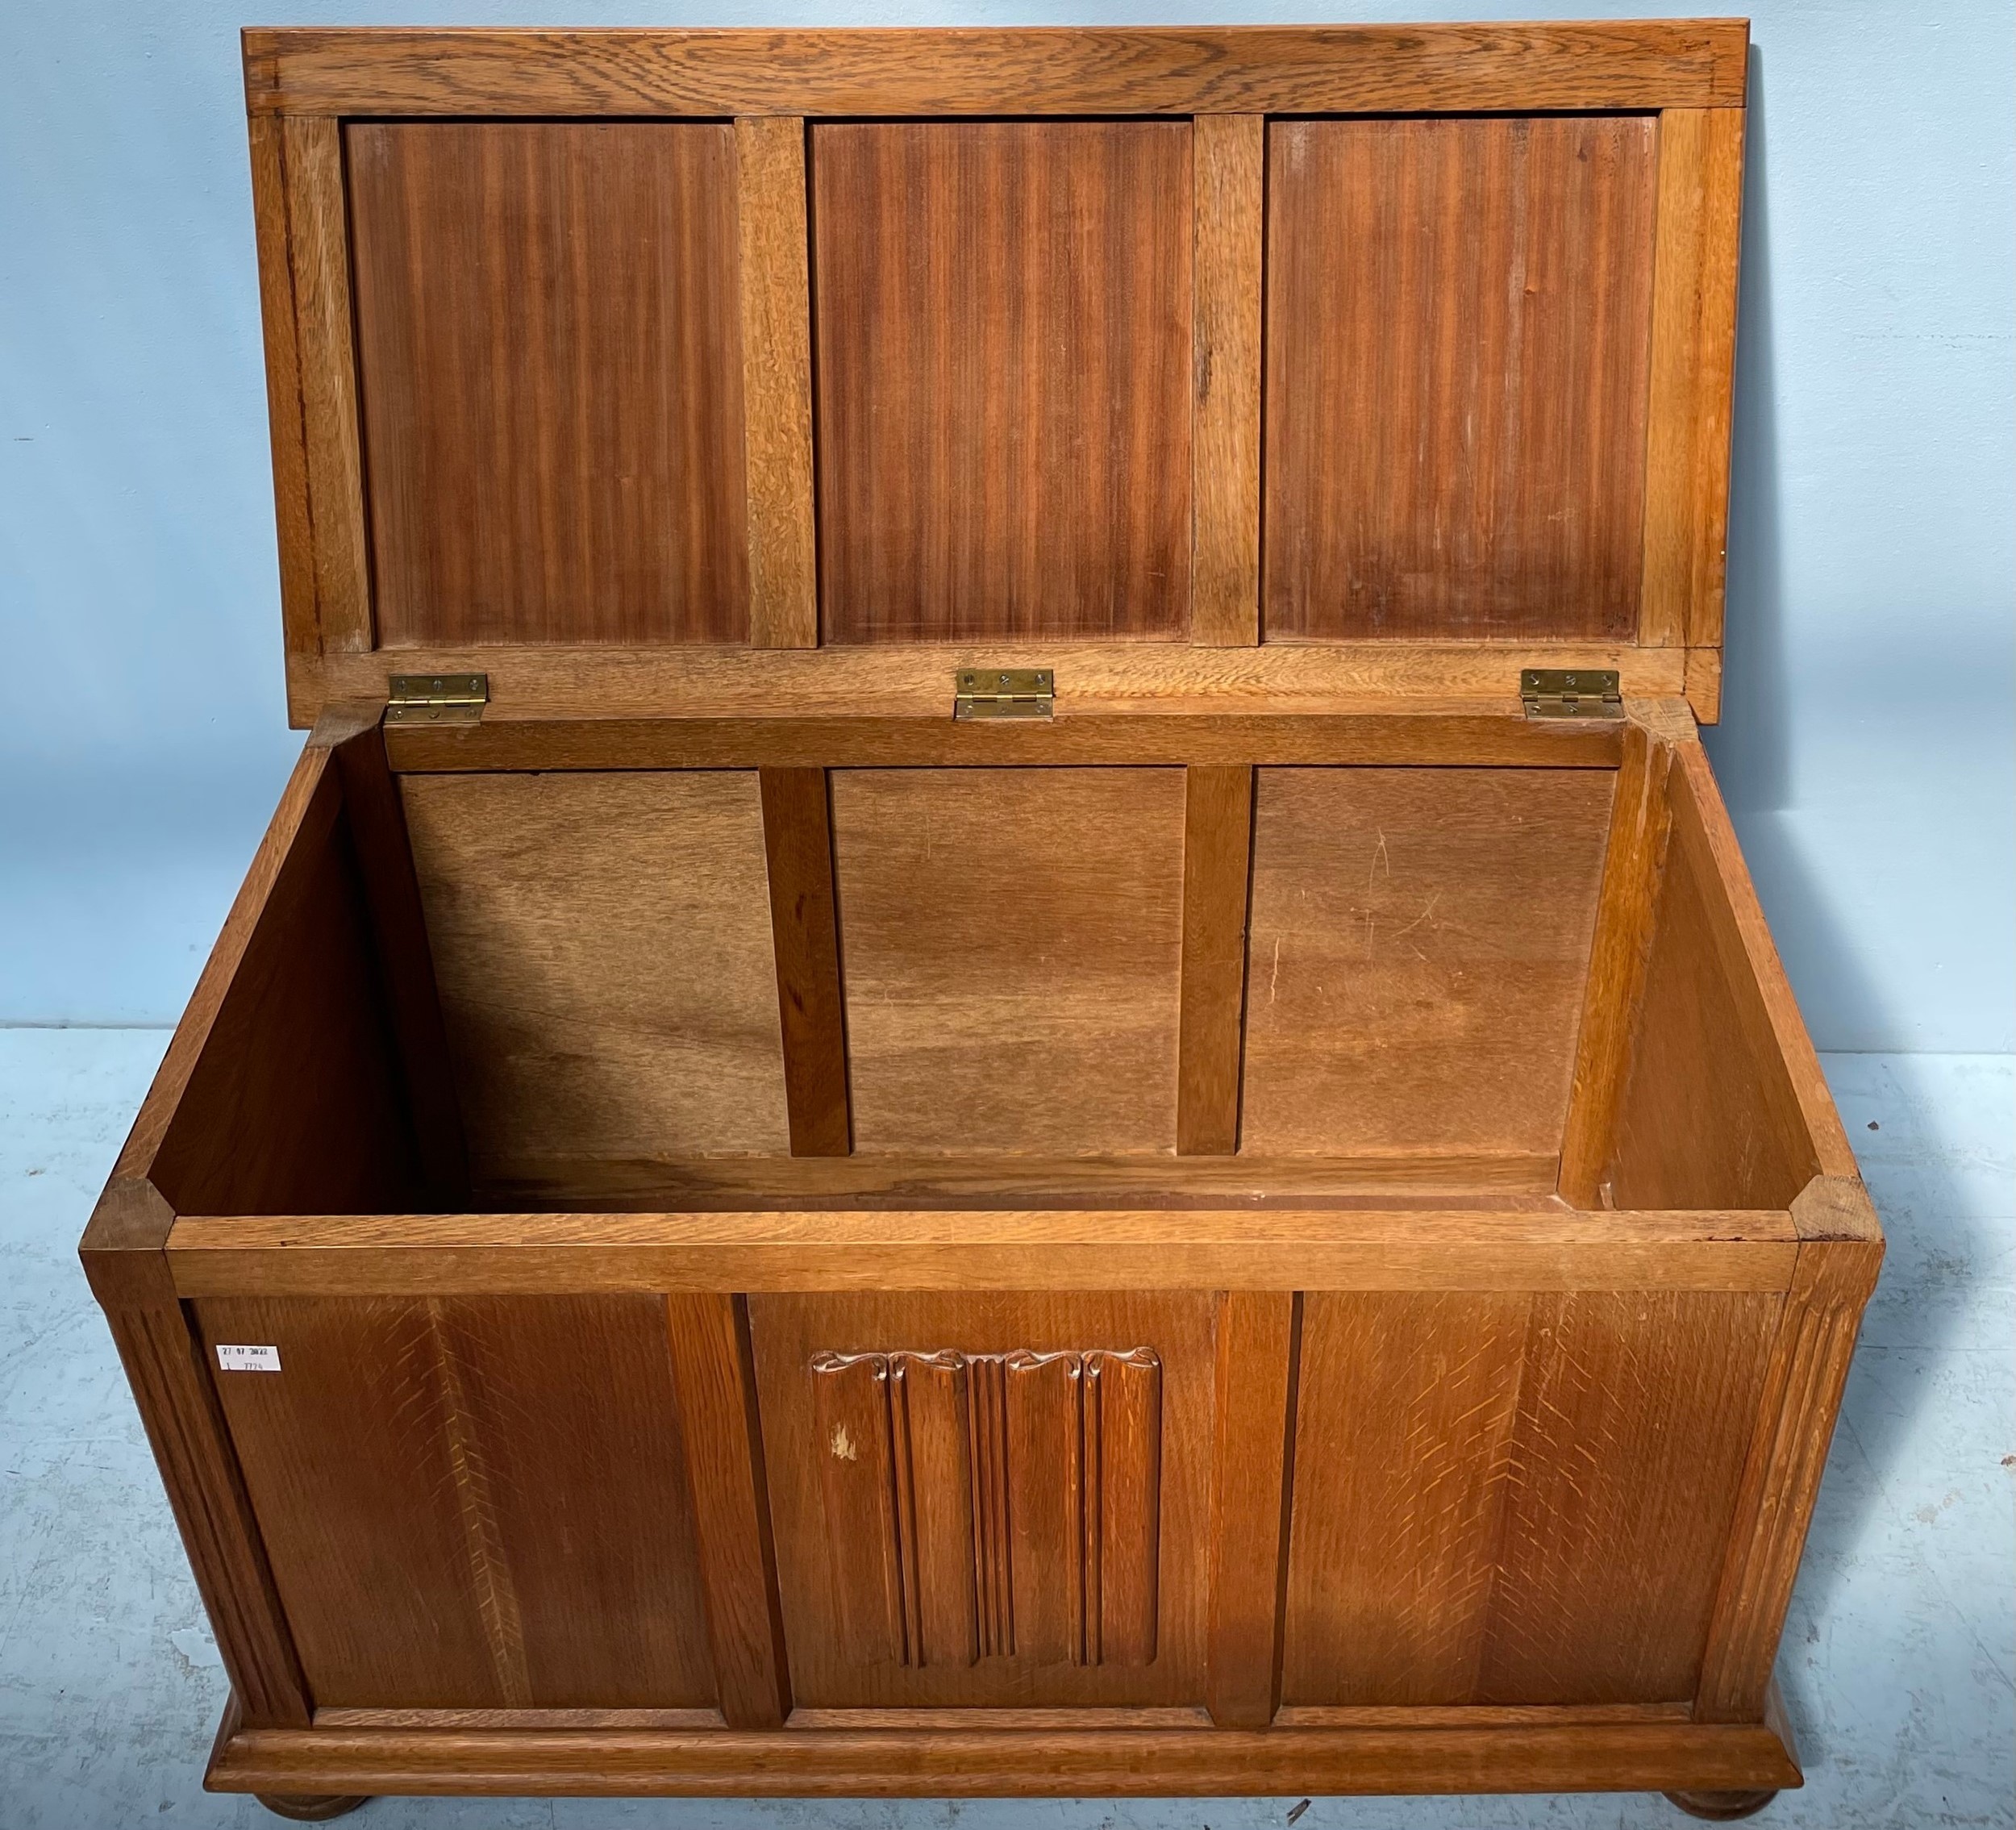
[[82, 20, 1880, 1822]]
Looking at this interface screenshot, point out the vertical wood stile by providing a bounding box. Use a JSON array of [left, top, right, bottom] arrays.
[[281, 115, 373, 654], [1206, 1290, 1300, 1727], [1557, 721, 1677, 1207], [1191, 115, 1265, 646], [666, 1294, 793, 1727], [758, 766, 851, 1156], [331, 723, 470, 1204], [1639, 107, 1747, 675], [103, 1297, 314, 1728], [248, 115, 319, 694], [1177, 765, 1256, 1154], [736, 116, 819, 648], [1695, 1181, 1881, 1720]]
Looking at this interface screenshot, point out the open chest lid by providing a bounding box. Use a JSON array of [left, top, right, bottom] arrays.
[[244, 20, 1747, 727]]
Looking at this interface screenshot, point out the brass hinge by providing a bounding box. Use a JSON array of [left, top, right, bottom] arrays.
[[953, 668, 1054, 721], [385, 673, 488, 724], [1521, 669, 1622, 720]]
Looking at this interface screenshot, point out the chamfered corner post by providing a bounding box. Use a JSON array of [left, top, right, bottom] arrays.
[[1693, 1176, 1882, 1723]]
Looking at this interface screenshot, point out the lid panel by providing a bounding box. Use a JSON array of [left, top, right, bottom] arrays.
[[1263, 115, 1658, 644], [813, 121, 1193, 644], [348, 120, 749, 647]]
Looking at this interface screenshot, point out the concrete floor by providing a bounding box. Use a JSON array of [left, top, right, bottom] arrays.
[[2, 1031, 2008, 1829]]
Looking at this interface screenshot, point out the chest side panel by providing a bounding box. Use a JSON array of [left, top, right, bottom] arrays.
[[813, 121, 1194, 644], [1240, 766, 1614, 1155], [348, 121, 748, 647], [197, 1294, 717, 1710], [1264, 115, 1658, 643]]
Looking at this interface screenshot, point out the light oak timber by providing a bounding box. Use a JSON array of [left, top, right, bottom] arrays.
[[1206, 1292, 1299, 1727], [302, 642, 1689, 728], [384, 711, 1626, 773], [1640, 109, 1747, 655], [1668, 744, 1858, 1181], [757, 769, 851, 1155], [1695, 1178, 1882, 1722], [80, 735, 355, 1730], [242, 23, 1752, 118], [665, 1294, 793, 1728], [164, 1208, 1800, 1299], [329, 719, 469, 1203], [247, 115, 318, 685], [281, 115, 372, 654], [203, 1715, 1801, 1798], [1558, 719, 1676, 1207], [1176, 765, 1255, 1154], [1686, 645, 1725, 724], [472, 1148, 1567, 1211], [1190, 115, 1263, 647], [736, 117, 818, 648]]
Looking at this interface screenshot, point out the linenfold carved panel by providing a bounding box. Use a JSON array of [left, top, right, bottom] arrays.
[[810, 1349, 1161, 1669]]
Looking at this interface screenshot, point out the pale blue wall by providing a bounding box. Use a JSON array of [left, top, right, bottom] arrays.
[[2, 0, 2010, 1046]]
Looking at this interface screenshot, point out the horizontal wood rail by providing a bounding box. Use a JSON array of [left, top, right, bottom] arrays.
[[244, 23, 1749, 119], [206, 1707, 1798, 1798], [165, 1207, 1798, 1298]]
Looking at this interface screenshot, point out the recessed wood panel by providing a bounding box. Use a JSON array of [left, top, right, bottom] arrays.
[[1264, 115, 1658, 641], [348, 122, 748, 647], [1240, 768, 1614, 1154], [813, 122, 1193, 642], [749, 1293, 1207, 1708], [831, 769, 1186, 1153], [200, 1295, 715, 1709], [1282, 1288, 1782, 1707], [402, 772, 788, 1172]]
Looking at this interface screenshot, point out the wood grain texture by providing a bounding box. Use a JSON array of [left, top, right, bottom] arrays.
[[736, 117, 818, 648], [81, 732, 353, 1298], [304, 640, 1691, 728], [831, 769, 1186, 1154], [248, 115, 319, 689], [750, 1294, 1206, 1709], [1240, 768, 1614, 1155], [103, 1303, 312, 1727], [665, 1294, 793, 1728], [1695, 1186, 1881, 1722], [283, 115, 373, 653], [1177, 765, 1255, 1154], [348, 122, 748, 648], [387, 709, 1624, 773], [807, 1349, 1160, 1671], [1282, 1289, 1782, 1706], [1640, 108, 1747, 650], [814, 123, 1192, 643], [198, 1294, 716, 1708], [1206, 1290, 1298, 1728], [401, 771, 789, 1172], [1264, 116, 1657, 642], [1606, 746, 1843, 1209], [167, 1208, 1799, 1301], [146, 771, 423, 1219], [244, 24, 1753, 118], [1191, 115, 1264, 648], [331, 721, 469, 1203], [1557, 723, 1674, 1207], [759, 769, 851, 1157], [206, 1712, 1801, 1798], [475, 1149, 1564, 1212]]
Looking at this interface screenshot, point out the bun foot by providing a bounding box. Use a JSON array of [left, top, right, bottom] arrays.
[[253, 1797, 369, 1823], [1664, 1790, 1779, 1821]]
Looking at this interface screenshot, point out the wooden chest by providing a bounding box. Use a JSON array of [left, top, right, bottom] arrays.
[[84, 21, 1881, 1822]]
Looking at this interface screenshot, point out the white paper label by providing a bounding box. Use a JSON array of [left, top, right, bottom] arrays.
[[215, 1344, 282, 1373]]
